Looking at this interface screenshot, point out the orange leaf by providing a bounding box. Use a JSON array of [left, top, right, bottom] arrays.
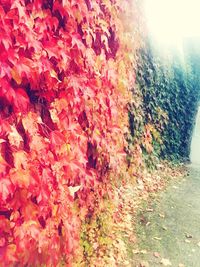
[[13, 151, 28, 169], [11, 67, 22, 85], [10, 169, 31, 188]]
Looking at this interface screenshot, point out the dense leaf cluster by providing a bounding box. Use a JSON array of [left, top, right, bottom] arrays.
[[132, 41, 200, 162], [0, 0, 139, 265]]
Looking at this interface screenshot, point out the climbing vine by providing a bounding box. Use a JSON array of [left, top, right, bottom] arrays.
[[0, 0, 141, 265], [131, 40, 200, 163]]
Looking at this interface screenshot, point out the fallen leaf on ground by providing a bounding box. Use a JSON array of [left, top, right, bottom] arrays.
[[132, 249, 140, 254], [146, 208, 154, 212], [132, 249, 147, 255], [153, 252, 160, 258], [140, 249, 147, 254], [129, 234, 137, 243], [153, 236, 162, 240], [185, 233, 193, 238], [139, 261, 149, 267], [160, 258, 172, 266], [159, 213, 165, 218]]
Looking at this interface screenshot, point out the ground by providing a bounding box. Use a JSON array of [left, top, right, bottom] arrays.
[[133, 163, 200, 267], [127, 108, 200, 267]]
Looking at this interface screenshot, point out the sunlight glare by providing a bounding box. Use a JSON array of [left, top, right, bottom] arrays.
[[144, 0, 200, 46]]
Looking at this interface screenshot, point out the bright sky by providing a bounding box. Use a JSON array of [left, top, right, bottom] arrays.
[[144, 0, 200, 45]]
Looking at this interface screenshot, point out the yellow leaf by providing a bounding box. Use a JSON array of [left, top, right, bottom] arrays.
[[66, 143, 71, 152], [50, 69, 58, 80], [52, 205, 59, 217], [11, 67, 22, 85], [10, 169, 30, 188], [95, 129, 100, 135]]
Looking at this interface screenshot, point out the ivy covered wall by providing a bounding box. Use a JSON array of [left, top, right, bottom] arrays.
[[131, 39, 200, 163]]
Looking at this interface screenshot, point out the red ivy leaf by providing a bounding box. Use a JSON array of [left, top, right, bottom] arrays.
[[13, 88, 29, 113]]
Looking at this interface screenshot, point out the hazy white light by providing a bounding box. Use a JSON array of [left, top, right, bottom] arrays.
[[144, 0, 200, 46]]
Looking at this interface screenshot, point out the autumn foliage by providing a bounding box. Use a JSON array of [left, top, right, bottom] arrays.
[[0, 0, 139, 265]]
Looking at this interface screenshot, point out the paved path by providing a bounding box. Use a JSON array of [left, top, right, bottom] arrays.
[[134, 109, 200, 266], [135, 164, 200, 266]]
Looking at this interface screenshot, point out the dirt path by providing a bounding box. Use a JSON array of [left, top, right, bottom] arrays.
[[134, 163, 200, 267]]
